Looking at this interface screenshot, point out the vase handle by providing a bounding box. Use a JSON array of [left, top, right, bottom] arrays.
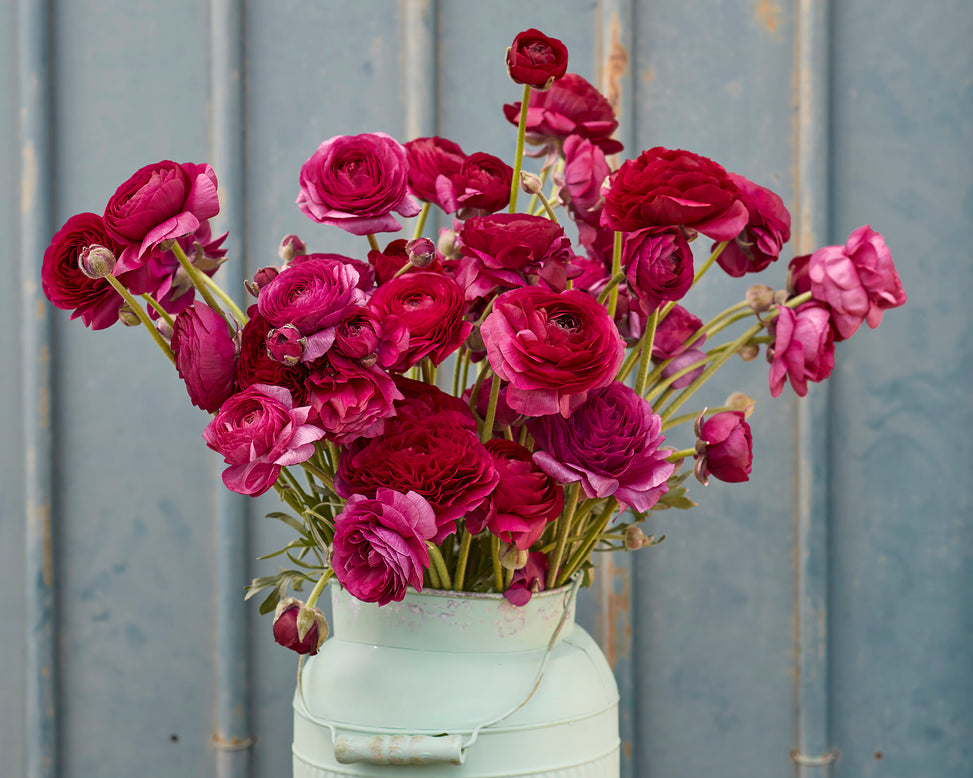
[[333, 733, 465, 765]]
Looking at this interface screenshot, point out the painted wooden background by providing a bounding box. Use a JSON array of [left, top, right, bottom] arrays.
[[4, 1, 970, 776]]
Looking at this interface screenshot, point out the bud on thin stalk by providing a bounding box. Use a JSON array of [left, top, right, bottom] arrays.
[[78, 244, 116, 279]]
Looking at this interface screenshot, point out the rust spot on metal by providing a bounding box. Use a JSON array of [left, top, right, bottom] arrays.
[[600, 556, 632, 669], [753, 0, 783, 37], [622, 740, 633, 760], [211, 733, 256, 751], [603, 13, 629, 115]]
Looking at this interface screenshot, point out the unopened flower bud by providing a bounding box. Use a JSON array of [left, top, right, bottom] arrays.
[[725, 392, 755, 419], [625, 526, 654, 550], [437, 228, 459, 260], [118, 303, 140, 327], [246, 266, 281, 298], [273, 597, 328, 656], [156, 238, 176, 253], [406, 238, 436, 268], [156, 318, 173, 341], [498, 542, 529, 571], [737, 343, 760, 361], [520, 171, 544, 195], [78, 244, 116, 279], [265, 324, 306, 366], [746, 284, 776, 313], [278, 234, 307, 264], [359, 352, 378, 368]]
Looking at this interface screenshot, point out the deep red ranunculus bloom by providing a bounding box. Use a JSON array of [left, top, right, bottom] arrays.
[[767, 302, 836, 398], [170, 301, 238, 413], [505, 29, 569, 90], [481, 286, 624, 417], [715, 173, 791, 277], [438, 152, 513, 216], [297, 132, 421, 235], [601, 147, 749, 241], [404, 136, 467, 211], [331, 489, 438, 605], [652, 304, 705, 360], [694, 410, 753, 485], [623, 227, 695, 314]]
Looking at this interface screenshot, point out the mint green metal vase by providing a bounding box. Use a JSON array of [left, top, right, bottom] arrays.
[[292, 581, 620, 777]]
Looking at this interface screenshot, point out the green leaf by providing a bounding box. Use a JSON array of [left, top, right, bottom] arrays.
[[264, 511, 309, 536]]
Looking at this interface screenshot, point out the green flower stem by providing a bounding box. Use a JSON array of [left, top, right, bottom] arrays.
[[644, 351, 715, 404], [366, 234, 380, 252], [596, 271, 627, 306], [508, 83, 532, 214], [546, 482, 582, 589], [504, 566, 514, 589], [635, 308, 661, 396], [427, 543, 452, 590], [421, 357, 435, 385], [141, 293, 174, 328], [451, 346, 467, 397], [452, 528, 473, 591], [606, 231, 624, 319], [468, 359, 491, 415], [693, 240, 728, 285], [104, 275, 176, 365], [480, 369, 502, 444], [326, 440, 340, 474], [171, 242, 226, 320], [427, 558, 443, 589], [300, 461, 334, 495], [197, 269, 248, 324], [304, 568, 335, 610], [666, 448, 697, 461], [615, 344, 641, 384], [525, 165, 552, 215], [786, 291, 813, 308], [491, 534, 504, 592], [532, 187, 559, 223], [556, 500, 617, 586], [663, 405, 732, 431], [413, 201, 431, 240], [279, 465, 313, 505]]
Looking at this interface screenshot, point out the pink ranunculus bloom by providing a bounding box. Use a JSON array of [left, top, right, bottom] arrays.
[[202, 384, 326, 496], [296, 132, 421, 236], [767, 302, 836, 398], [652, 303, 705, 360], [104, 161, 220, 271], [170, 302, 239, 413], [561, 134, 610, 226], [527, 383, 675, 512], [504, 551, 549, 606], [455, 213, 572, 300], [304, 353, 402, 444], [505, 29, 569, 90], [715, 173, 792, 277], [333, 305, 408, 370], [601, 147, 749, 241], [272, 598, 327, 655], [623, 227, 695, 314], [482, 287, 625, 417], [41, 212, 125, 330], [257, 255, 369, 362], [366, 272, 472, 371], [331, 489, 438, 605], [503, 73, 624, 155], [404, 136, 467, 211], [807, 225, 906, 340], [693, 410, 753, 485], [466, 439, 563, 550], [437, 152, 513, 217]]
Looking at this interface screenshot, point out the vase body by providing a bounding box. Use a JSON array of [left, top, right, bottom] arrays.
[[292, 582, 620, 777]]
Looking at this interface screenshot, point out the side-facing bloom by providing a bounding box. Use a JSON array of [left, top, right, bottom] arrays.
[[767, 302, 835, 397], [504, 552, 549, 606], [694, 410, 753, 485], [481, 287, 624, 417], [202, 384, 326, 496], [438, 152, 513, 216], [297, 132, 421, 235], [331, 489, 438, 605], [528, 383, 675, 512], [404, 136, 467, 210], [561, 134, 610, 226], [272, 598, 328, 655], [170, 301, 239, 413], [505, 29, 569, 89], [623, 227, 695, 313], [716, 173, 791, 277], [807, 225, 906, 340]]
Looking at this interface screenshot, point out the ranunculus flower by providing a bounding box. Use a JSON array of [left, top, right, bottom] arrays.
[[234, 306, 310, 405], [481, 287, 624, 417], [395, 376, 479, 431], [623, 227, 695, 314], [528, 383, 675, 512], [504, 552, 549, 606], [304, 353, 401, 443], [807, 225, 906, 340], [332, 489, 438, 605], [104, 160, 219, 270], [562, 134, 610, 226], [660, 347, 707, 389], [716, 173, 791, 277], [438, 152, 513, 216], [787, 254, 812, 297], [767, 302, 836, 398], [333, 305, 408, 369], [296, 132, 421, 235], [41, 212, 125, 329], [202, 384, 326, 496], [170, 301, 238, 413], [694, 410, 753, 485], [652, 304, 705, 360], [455, 213, 572, 300], [272, 598, 328, 655], [335, 394, 498, 542], [601, 147, 749, 241], [466, 440, 563, 550], [503, 73, 624, 155], [366, 272, 472, 371], [404, 136, 467, 211], [505, 29, 569, 90]]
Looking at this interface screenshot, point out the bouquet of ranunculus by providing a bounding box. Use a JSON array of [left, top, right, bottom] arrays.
[[41, 28, 906, 656]]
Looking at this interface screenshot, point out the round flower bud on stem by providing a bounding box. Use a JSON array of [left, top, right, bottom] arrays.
[[624, 526, 655, 550], [118, 303, 141, 327], [265, 324, 307, 366], [520, 171, 544, 195], [498, 541, 529, 571], [406, 238, 436, 268], [737, 343, 760, 361], [278, 234, 307, 264], [746, 284, 775, 313], [273, 597, 328, 656], [725, 392, 756, 419], [77, 244, 116, 279]]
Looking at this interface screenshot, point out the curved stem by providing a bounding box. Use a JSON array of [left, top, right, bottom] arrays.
[[366, 234, 380, 252], [635, 309, 660, 396], [452, 529, 473, 591], [198, 269, 247, 324], [304, 568, 335, 610], [104, 275, 175, 365], [508, 83, 532, 213], [171, 242, 226, 321], [141, 293, 174, 328], [412, 201, 431, 240], [426, 543, 452, 590], [556, 500, 617, 586]]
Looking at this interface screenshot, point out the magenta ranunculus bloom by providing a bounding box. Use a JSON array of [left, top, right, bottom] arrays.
[[104, 161, 219, 270], [528, 383, 675, 512], [694, 410, 753, 485], [455, 213, 572, 300], [504, 551, 550, 606], [170, 302, 238, 413], [41, 212, 125, 329], [438, 152, 513, 216], [466, 439, 564, 550], [601, 147, 749, 241], [333, 305, 408, 369], [272, 598, 327, 656], [405, 136, 467, 211], [296, 132, 421, 235], [562, 134, 610, 226], [202, 384, 326, 496], [331, 489, 438, 605], [652, 304, 705, 360], [767, 302, 836, 398], [661, 347, 708, 389], [367, 272, 472, 371], [481, 287, 624, 417], [505, 29, 569, 90], [623, 227, 695, 314], [807, 225, 906, 340], [503, 73, 624, 155], [715, 173, 791, 277]]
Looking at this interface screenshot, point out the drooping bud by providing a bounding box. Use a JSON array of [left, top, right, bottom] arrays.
[[265, 324, 306, 366], [737, 343, 760, 361], [520, 171, 544, 195], [746, 284, 775, 313], [272, 597, 328, 656], [498, 541, 529, 571], [725, 392, 756, 419], [406, 238, 436, 269], [118, 303, 140, 327], [245, 266, 281, 298], [77, 244, 116, 279], [278, 234, 307, 264], [625, 525, 654, 550], [156, 317, 174, 341]]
